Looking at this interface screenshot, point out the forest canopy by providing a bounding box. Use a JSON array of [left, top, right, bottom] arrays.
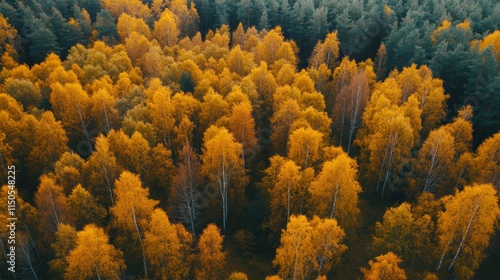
[[0, 0, 499, 279]]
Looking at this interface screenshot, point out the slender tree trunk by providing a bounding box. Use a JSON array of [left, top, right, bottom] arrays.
[[241, 127, 246, 168], [347, 81, 365, 154], [293, 238, 301, 280], [102, 102, 110, 134], [76, 104, 92, 152], [132, 206, 148, 278], [437, 219, 460, 271], [376, 141, 391, 192], [448, 202, 479, 271], [186, 145, 197, 236], [95, 264, 101, 280], [338, 107, 346, 147], [381, 138, 397, 198], [423, 139, 441, 192], [21, 222, 41, 265], [330, 183, 339, 219], [0, 240, 16, 279], [287, 181, 291, 222], [102, 164, 114, 206], [19, 240, 39, 280], [304, 147, 310, 169], [48, 187, 60, 228]]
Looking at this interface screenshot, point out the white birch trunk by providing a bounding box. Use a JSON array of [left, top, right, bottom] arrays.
[[132, 206, 148, 278]]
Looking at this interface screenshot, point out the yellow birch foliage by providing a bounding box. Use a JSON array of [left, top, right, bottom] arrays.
[[362, 252, 407, 280], [273, 215, 314, 280], [309, 32, 339, 70], [269, 160, 304, 228], [287, 127, 323, 169], [147, 85, 175, 147], [110, 171, 158, 233], [201, 126, 246, 231], [144, 209, 192, 280], [196, 224, 225, 280], [310, 216, 347, 276], [228, 45, 255, 77], [124, 32, 152, 65], [309, 152, 361, 229], [273, 215, 346, 279], [28, 112, 68, 178], [102, 0, 151, 19], [65, 224, 125, 280], [49, 224, 77, 278], [228, 101, 258, 166], [35, 175, 69, 240], [67, 185, 107, 230], [436, 184, 500, 279], [480, 30, 500, 62], [49, 82, 91, 134], [199, 88, 230, 133], [153, 9, 180, 47], [373, 203, 434, 269], [116, 14, 151, 40], [470, 133, 500, 189], [229, 272, 248, 280], [411, 127, 456, 197], [356, 91, 414, 196], [82, 135, 120, 207], [271, 99, 302, 155]]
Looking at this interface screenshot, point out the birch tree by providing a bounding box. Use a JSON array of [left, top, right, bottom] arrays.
[[287, 127, 324, 169], [110, 171, 158, 278], [273, 215, 346, 280], [34, 176, 68, 243], [228, 101, 258, 167], [309, 152, 361, 229], [345, 71, 370, 153], [470, 133, 500, 189], [170, 142, 202, 236], [436, 184, 500, 279], [412, 127, 455, 196], [357, 96, 414, 197], [144, 209, 193, 280], [196, 224, 225, 280], [49, 224, 77, 279], [362, 252, 407, 280], [373, 203, 434, 269], [49, 82, 92, 151], [201, 126, 246, 231], [65, 224, 125, 280], [273, 215, 314, 280], [83, 135, 120, 207]]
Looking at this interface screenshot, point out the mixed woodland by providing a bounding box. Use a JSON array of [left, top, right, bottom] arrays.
[[0, 0, 500, 279]]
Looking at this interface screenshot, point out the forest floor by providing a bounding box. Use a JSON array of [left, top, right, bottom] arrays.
[[223, 238, 274, 279]]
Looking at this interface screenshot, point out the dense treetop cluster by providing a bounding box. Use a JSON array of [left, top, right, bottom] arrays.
[[0, 0, 499, 279]]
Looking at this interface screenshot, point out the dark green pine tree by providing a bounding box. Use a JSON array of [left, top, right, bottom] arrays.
[[0, 1, 22, 31], [463, 48, 500, 142], [50, 7, 82, 58], [236, 0, 254, 28], [306, 6, 329, 53], [53, 0, 73, 19], [74, 6, 92, 44], [265, 0, 280, 28], [180, 71, 195, 93], [258, 9, 269, 30], [95, 9, 118, 44], [80, 0, 102, 22], [26, 17, 61, 63]]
